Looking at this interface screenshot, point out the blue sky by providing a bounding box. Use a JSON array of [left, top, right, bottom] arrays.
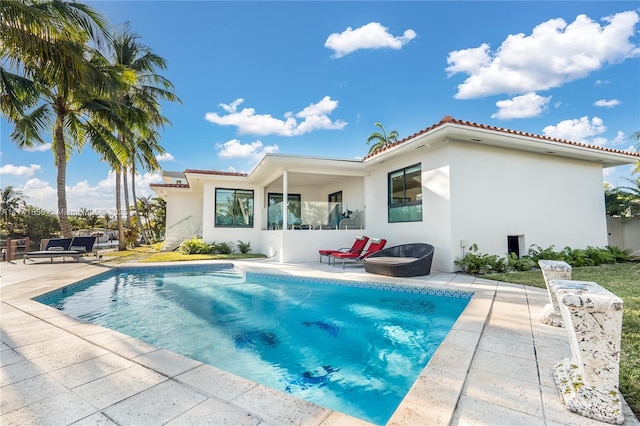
[[1, 1, 639, 212]]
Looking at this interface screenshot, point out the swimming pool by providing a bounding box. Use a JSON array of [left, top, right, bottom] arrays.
[[36, 263, 472, 424]]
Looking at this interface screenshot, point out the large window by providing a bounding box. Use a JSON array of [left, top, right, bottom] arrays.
[[388, 164, 422, 223], [267, 193, 301, 229], [215, 188, 254, 227]]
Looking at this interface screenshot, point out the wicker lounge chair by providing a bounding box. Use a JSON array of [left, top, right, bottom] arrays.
[[24, 236, 97, 264], [363, 243, 435, 277], [331, 238, 387, 269], [318, 235, 369, 263]]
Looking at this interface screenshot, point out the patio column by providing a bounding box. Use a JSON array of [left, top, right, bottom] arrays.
[[282, 170, 288, 230]]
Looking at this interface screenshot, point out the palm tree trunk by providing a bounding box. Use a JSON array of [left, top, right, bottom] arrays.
[[55, 120, 72, 238], [116, 168, 126, 251], [123, 167, 131, 228], [130, 163, 150, 245]]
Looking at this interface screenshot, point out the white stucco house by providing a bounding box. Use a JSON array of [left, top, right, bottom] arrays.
[[150, 116, 640, 273]]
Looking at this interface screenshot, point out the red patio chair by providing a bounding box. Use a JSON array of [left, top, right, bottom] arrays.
[[331, 238, 387, 269], [318, 235, 369, 263]]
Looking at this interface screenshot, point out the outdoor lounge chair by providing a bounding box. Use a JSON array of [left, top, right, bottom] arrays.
[[318, 235, 369, 263], [23, 236, 97, 264], [363, 243, 435, 277], [331, 238, 387, 269]]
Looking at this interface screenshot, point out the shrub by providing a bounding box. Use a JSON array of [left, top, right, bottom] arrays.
[[212, 241, 234, 254], [562, 247, 595, 267], [455, 244, 501, 275], [527, 244, 565, 263], [606, 245, 632, 262], [179, 237, 212, 254], [237, 240, 251, 254], [508, 252, 534, 271]]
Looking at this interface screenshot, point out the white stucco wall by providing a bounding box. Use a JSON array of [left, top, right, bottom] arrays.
[[364, 145, 452, 272], [165, 191, 203, 233], [448, 141, 608, 270]]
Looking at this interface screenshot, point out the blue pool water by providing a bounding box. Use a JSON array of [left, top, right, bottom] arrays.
[[36, 264, 472, 424]]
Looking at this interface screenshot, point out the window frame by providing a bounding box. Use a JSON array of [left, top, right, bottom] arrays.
[[387, 163, 423, 223], [214, 188, 254, 228]]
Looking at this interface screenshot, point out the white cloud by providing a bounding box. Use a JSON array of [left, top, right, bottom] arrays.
[[491, 92, 551, 119], [593, 99, 621, 107], [217, 139, 279, 161], [220, 98, 244, 113], [446, 10, 640, 99], [156, 152, 175, 162], [611, 131, 626, 145], [204, 97, 347, 136], [14, 171, 163, 213], [325, 22, 416, 58], [24, 143, 52, 152], [542, 116, 607, 144], [0, 163, 42, 177], [595, 79, 610, 86]]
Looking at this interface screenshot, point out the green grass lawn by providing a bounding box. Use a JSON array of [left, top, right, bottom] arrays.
[[490, 263, 640, 417]]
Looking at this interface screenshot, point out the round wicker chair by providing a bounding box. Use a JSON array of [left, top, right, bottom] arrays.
[[363, 243, 435, 277]]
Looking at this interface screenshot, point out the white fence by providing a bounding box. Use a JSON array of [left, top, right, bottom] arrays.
[[606, 216, 640, 256]]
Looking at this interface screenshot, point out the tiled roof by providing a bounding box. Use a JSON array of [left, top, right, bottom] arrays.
[[363, 115, 640, 160], [184, 169, 248, 177], [149, 183, 190, 189]]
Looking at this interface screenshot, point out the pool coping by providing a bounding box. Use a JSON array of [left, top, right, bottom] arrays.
[[1, 259, 497, 425]]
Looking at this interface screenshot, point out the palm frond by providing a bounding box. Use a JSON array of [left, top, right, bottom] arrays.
[[10, 103, 54, 148]]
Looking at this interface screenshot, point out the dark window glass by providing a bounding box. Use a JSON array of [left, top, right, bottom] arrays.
[[215, 188, 254, 227], [388, 164, 422, 223]]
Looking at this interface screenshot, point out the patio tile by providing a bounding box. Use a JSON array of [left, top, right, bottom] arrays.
[[476, 332, 536, 360], [462, 367, 543, 417], [98, 336, 159, 359], [166, 398, 261, 425], [72, 364, 167, 410], [48, 352, 135, 388], [470, 348, 539, 384], [175, 364, 258, 401], [82, 328, 132, 345], [1, 324, 62, 348], [28, 342, 109, 372], [451, 394, 544, 425], [233, 383, 331, 425], [481, 322, 534, 344], [70, 412, 118, 425], [102, 380, 207, 426], [133, 348, 203, 378], [389, 365, 464, 426], [0, 348, 26, 367], [0, 373, 67, 414], [321, 411, 373, 425], [0, 359, 42, 386], [64, 322, 115, 338], [13, 333, 87, 360], [0, 390, 97, 426]]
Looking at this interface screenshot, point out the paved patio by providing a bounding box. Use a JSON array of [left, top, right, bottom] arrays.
[[1, 256, 638, 425]]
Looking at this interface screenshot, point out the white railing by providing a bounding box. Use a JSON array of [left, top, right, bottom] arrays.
[[162, 215, 203, 251], [262, 201, 365, 230]]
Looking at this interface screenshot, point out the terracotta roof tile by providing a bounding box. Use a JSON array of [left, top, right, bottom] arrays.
[[149, 183, 190, 189], [184, 169, 248, 177], [363, 115, 640, 160]]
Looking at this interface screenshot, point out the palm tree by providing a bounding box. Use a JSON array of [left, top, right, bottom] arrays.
[[1, 0, 123, 238], [108, 23, 180, 246], [0, 186, 26, 237], [367, 122, 399, 154]]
